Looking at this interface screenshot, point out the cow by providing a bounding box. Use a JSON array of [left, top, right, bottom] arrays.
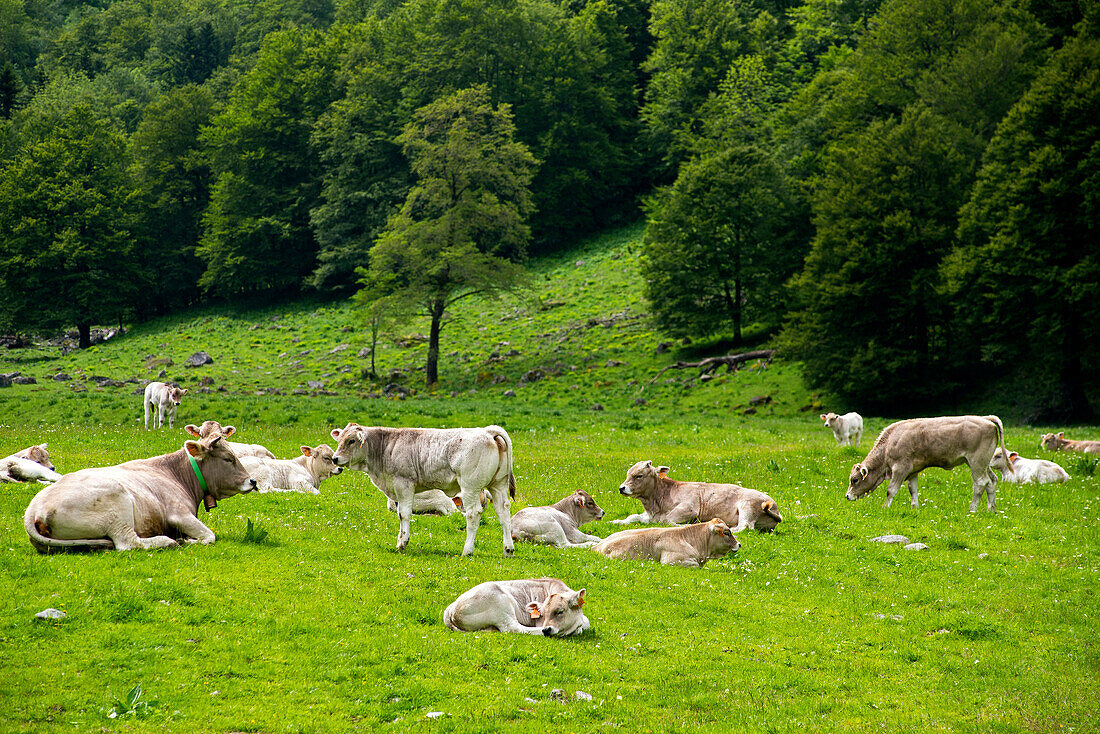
[[331, 422, 516, 556], [1, 444, 63, 484], [443, 578, 589, 637], [239, 444, 343, 494], [144, 381, 187, 430], [846, 415, 1008, 511], [593, 518, 739, 568], [23, 435, 256, 553], [990, 448, 1070, 484], [511, 490, 604, 548], [613, 461, 782, 532], [185, 421, 275, 459], [821, 411, 863, 446], [385, 489, 490, 516], [1040, 432, 1100, 455]]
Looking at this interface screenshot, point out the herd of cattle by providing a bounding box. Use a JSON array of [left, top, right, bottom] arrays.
[[4, 393, 1094, 637]]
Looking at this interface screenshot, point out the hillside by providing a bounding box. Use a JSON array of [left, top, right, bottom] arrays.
[[0, 223, 815, 429]]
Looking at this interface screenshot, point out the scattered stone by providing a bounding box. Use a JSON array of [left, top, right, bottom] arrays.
[[53, 373, 70, 381], [0, 375, 11, 388], [505, 349, 521, 357], [185, 351, 213, 368], [292, 337, 302, 343], [358, 347, 372, 358], [503, 389, 516, 398], [605, 360, 623, 368], [13, 376, 36, 385], [491, 374, 508, 385], [871, 535, 909, 545], [550, 689, 565, 702], [35, 608, 66, 621], [157, 369, 168, 379], [589, 403, 604, 411], [425, 712, 444, 719], [292, 389, 309, 395], [749, 395, 772, 406], [904, 543, 929, 551], [633, 397, 647, 406], [575, 260, 585, 267], [742, 408, 756, 415], [383, 383, 409, 397], [329, 344, 349, 355], [575, 691, 592, 702], [306, 380, 325, 390], [297, 349, 312, 356], [524, 697, 538, 704], [520, 369, 544, 384], [977, 552, 989, 559], [249, 324, 262, 331], [656, 341, 673, 354], [873, 613, 904, 621], [199, 376, 214, 386]]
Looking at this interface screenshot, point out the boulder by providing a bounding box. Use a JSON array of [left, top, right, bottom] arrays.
[[904, 543, 929, 551], [13, 376, 36, 385], [35, 608, 67, 621], [870, 535, 909, 545], [185, 351, 213, 368]]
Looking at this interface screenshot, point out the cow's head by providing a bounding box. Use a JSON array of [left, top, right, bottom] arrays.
[[845, 462, 876, 500], [331, 422, 370, 470], [185, 421, 237, 439], [302, 443, 343, 481], [619, 460, 668, 497], [570, 490, 604, 523], [989, 447, 1018, 472], [820, 412, 839, 427], [706, 518, 740, 557], [185, 435, 256, 506], [22, 443, 54, 471], [527, 588, 589, 637], [1040, 432, 1065, 451], [168, 386, 187, 406]]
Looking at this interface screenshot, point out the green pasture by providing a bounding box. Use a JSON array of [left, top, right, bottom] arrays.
[[1, 411, 1097, 733]]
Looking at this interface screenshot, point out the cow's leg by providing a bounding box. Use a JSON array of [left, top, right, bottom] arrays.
[[883, 468, 908, 508], [612, 511, 650, 525], [490, 481, 514, 557], [562, 525, 603, 548], [906, 475, 920, 508], [169, 514, 217, 545], [460, 490, 484, 557], [977, 464, 998, 512], [967, 463, 986, 512], [144, 400, 151, 430], [393, 482, 414, 551], [167, 406, 175, 429], [104, 505, 178, 551], [156, 403, 165, 429]]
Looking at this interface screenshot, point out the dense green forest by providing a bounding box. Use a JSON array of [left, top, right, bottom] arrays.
[[0, 0, 1096, 417]]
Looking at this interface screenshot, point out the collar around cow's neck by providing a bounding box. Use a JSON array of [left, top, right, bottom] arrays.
[[188, 454, 217, 511]]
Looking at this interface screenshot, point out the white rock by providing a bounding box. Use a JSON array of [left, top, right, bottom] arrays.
[[904, 543, 929, 551], [426, 712, 444, 719], [575, 691, 592, 702], [870, 535, 909, 544], [35, 608, 66, 620]]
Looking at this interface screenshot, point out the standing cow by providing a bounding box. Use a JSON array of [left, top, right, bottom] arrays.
[[846, 415, 1008, 511], [144, 381, 187, 430], [331, 422, 516, 556], [821, 412, 863, 446]]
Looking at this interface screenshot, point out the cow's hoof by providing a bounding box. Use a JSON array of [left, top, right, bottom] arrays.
[[503, 547, 514, 558]]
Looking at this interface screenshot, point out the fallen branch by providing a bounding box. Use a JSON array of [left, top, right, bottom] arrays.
[[642, 349, 776, 392]]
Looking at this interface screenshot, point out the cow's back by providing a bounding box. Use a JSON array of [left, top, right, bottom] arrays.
[[882, 416, 996, 468]]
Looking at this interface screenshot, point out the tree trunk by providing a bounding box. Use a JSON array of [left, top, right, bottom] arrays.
[[368, 315, 378, 379], [425, 299, 444, 387], [78, 323, 92, 349]]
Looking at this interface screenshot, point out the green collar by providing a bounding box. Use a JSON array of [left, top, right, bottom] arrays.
[[188, 454, 216, 511]]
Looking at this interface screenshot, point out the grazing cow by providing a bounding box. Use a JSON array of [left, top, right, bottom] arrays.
[[1040, 432, 1100, 455], [1, 444, 63, 484], [613, 461, 782, 532], [593, 518, 739, 568], [511, 490, 604, 548], [23, 436, 256, 553], [443, 578, 589, 637], [386, 489, 490, 516], [239, 444, 343, 494], [331, 422, 516, 556], [990, 448, 1069, 484], [821, 412, 864, 446], [144, 381, 187, 430], [185, 422, 275, 459], [846, 415, 1008, 511]]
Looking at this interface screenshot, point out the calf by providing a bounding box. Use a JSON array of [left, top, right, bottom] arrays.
[[511, 490, 604, 548], [613, 461, 782, 532], [24, 436, 255, 552], [239, 444, 343, 494], [846, 415, 1008, 511], [144, 381, 187, 430], [1040, 432, 1100, 455], [593, 518, 739, 568], [821, 412, 863, 446], [185, 421, 275, 459], [443, 578, 589, 637], [386, 489, 489, 516], [1, 444, 63, 484], [991, 448, 1069, 484]]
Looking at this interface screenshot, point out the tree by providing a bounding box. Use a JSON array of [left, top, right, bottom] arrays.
[[0, 104, 138, 347], [363, 85, 536, 386], [640, 145, 789, 344]]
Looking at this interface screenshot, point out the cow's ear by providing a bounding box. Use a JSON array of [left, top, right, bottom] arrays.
[[526, 602, 542, 619], [820, 414, 827, 421], [1057, 432, 1064, 438], [572, 589, 586, 608], [1009, 451, 1019, 460], [180, 389, 188, 395], [574, 495, 585, 507], [184, 424, 201, 437], [330, 428, 342, 440], [300, 446, 313, 457], [644, 460, 653, 468], [38, 443, 48, 449], [857, 463, 868, 479], [223, 425, 237, 437], [356, 428, 365, 443], [184, 440, 204, 458], [657, 466, 670, 478]]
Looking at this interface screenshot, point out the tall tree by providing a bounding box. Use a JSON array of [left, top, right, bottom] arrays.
[[0, 104, 138, 347], [363, 85, 536, 386]]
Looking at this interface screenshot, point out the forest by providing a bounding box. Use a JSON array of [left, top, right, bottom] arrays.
[[0, 0, 1096, 418]]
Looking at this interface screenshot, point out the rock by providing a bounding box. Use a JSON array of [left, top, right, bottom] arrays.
[[505, 349, 521, 357], [199, 376, 214, 386], [425, 712, 444, 719], [185, 351, 213, 368], [13, 376, 36, 385], [870, 535, 909, 545], [503, 389, 516, 398], [520, 369, 544, 384], [656, 341, 674, 354], [297, 349, 312, 356], [358, 347, 372, 358], [491, 374, 508, 385], [605, 360, 623, 368], [977, 552, 989, 559], [524, 697, 538, 704], [157, 369, 168, 379], [589, 403, 604, 411], [550, 689, 565, 702], [575, 691, 592, 702], [575, 260, 585, 267], [634, 397, 647, 406], [35, 608, 66, 621], [329, 344, 349, 354], [749, 395, 772, 406], [53, 373, 70, 381], [307, 380, 325, 390], [904, 543, 929, 551], [249, 324, 262, 331], [873, 613, 903, 621], [742, 408, 757, 415], [0, 375, 11, 388], [383, 383, 408, 397]]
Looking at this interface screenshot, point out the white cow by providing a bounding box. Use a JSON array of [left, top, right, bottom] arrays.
[[144, 382, 187, 430], [185, 421, 275, 459], [511, 490, 604, 548], [386, 489, 489, 516], [1, 444, 63, 484], [239, 444, 343, 494], [821, 412, 863, 446], [990, 448, 1069, 484], [443, 578, 589, 636]]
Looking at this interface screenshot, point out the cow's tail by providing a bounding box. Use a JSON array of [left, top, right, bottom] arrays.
[[442, 600, 463, 632], [489, 427, 516, 499], [983, 414, 1012, 475], [23, 506, 113, 554], [762, 500, 783, 523]]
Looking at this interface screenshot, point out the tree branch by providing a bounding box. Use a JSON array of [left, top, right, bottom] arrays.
[[642, 349, 775, 392]]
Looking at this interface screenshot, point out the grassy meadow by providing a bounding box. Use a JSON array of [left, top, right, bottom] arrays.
[[2, 224, 1098, 732]]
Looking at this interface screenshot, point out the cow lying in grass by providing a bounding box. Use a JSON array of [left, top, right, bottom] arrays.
[[593, 518, 739, 568], [385, 489, 490, 516], [23, 436, 255, 553], [511, 490, 604, 548], [239, 444, 343, 494], [185, 421, 275, 459], [990, 448, 1069, 484], [1, 444, 63, 484], [1040, 432, 1100, 455], [444, 578, 589, 637], [613, 460, 782, 532]]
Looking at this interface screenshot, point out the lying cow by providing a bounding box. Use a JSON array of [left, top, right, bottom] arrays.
[[990, 448, 1069, 484], [239, 444, 343, 494], [593, 518, 739, 568], [821, 411, 863, 446], [1, 444, 63, 484], [144, 381, 187, 430], [613, 461, 782, 532], [511, 490, 604, 548], [386, 489, 490, 516], [443, 578, 589, 637], [332, 422, 516, 556], [846, 414, 1008, 511], [1040, 432, 1100, 455], [24, 435, 256, 553], [185, 421, 275, 459]]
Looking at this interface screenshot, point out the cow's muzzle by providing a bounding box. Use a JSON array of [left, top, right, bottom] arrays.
[[333, 455, 348, 467], [245, 478, 258, 492], [542, 627, 555, 637], [844, 490, 856, 501], [618, 485, 631, 496]]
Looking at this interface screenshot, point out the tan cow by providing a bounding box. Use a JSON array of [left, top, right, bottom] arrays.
[[1040, 432, 1100, 455], [444, 578, 589, 637], [185, 421, 275, 459], [1, 444, 63, 483], [239, 444, 343, 494], [846, 415, 1008, 511], [511, 490, 604, 548], [24, 435, 256, 552], [593, 518, 740, 568], [144, 381, 187, 430], [613, 461, 782, 532], [331, 422, 516, 556]]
